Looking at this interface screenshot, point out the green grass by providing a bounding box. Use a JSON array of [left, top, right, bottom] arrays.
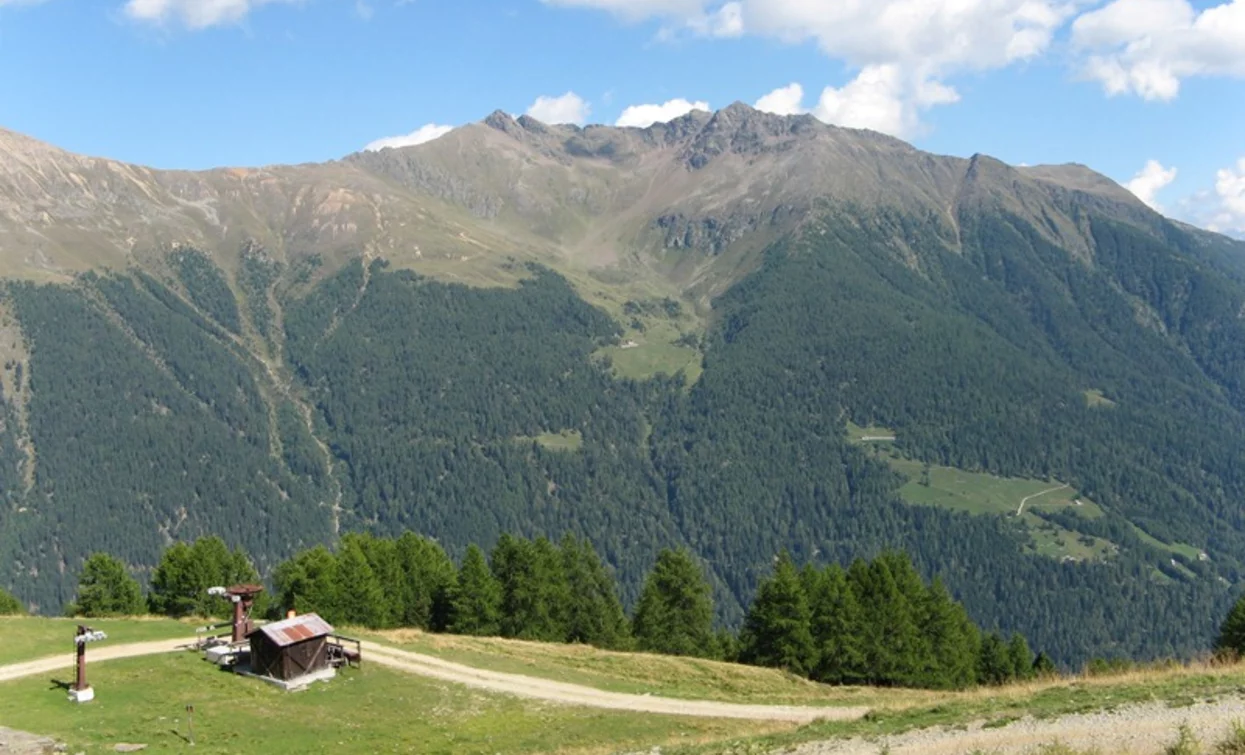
[[1130, 524, 1204, 561], [846, 422, 897, 443], [668, 662, 1245, 754], [597, 340, 703, 383], [1083, 389, 1117, 408], [366, 630, 879, 708], [864, 456, 1116, 561], [0, 652, 778, 754], [1025, 517, 1117, 562], [516, 430, 584, 452], [0, 616, 195, 666], [887, 458, 1102, 519]]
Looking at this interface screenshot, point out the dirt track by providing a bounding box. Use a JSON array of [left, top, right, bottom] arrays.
[[0, 638, 865, 724], [794, 696, 1245, 755]]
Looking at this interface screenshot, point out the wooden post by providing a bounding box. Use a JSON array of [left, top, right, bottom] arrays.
[[74, 625, 87, 692], [186, 704, 195, 746]]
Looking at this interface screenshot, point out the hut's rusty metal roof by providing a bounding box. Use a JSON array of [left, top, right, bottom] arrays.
[[250, 613, 333, 648]]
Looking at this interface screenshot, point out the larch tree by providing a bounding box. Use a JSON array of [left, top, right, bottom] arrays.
[[739, 551, 815, 674], [73, 553, 144, 617], [632, 548, 715, 658]]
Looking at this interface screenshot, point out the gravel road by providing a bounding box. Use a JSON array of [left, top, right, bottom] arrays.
[[0, 638, 866, 724], [791, 697, 1245, 754]]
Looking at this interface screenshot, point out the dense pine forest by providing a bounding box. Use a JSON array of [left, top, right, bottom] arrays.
[[68, 534, 1047, 690], [2, 201, 1245, 669]]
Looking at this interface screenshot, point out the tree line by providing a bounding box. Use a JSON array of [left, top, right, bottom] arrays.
[[66, 534, 1050, 691]]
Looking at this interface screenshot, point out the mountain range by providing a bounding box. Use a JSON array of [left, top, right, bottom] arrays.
[[2, 103, 1244, 665]]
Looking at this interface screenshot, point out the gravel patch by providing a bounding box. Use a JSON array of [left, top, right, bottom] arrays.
[[790, 697, 1245, 754]]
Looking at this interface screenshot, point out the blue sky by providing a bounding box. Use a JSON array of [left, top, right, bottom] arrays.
[[1, 0, 1242, 233]]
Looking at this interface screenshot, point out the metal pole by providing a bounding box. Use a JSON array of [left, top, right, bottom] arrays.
[[186, 704, 194, 746]]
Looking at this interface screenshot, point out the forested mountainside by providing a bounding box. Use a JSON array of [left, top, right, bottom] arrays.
[[1, 105, 1244, 666]]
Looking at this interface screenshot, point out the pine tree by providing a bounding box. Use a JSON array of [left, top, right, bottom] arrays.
[[807, 563, 867, 685], [0, 587, 24, 615], [72, 553, 144, 617], [922, 577, 980, 689], [272, 546, 340, 621], [561, 535, 629, 649], [852, 556, 924, 686], [335, 538, 387, 629], [148, 542, 198, 617], [879, 552, 936, 686], [632, 548, 715, 658], [450, 544, 502, 636], [1217, 593, 1245, 657], [344, 533, 404, 629], [530, 537, 572, 641], [396, 533, 457, 631], [492, 534, 570, 641], [739, 552, 815, 674], [977, 631, 1014, 685], [1032, 651, 1057, 677], [1007, 632, 1035, 681], [149, 537, 263, 618]]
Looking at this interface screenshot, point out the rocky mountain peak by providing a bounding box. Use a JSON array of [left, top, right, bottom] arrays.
[[678, 102, 823, 169]]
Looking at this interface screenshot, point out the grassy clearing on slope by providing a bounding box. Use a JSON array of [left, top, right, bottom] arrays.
[[366, 629, 886, 708], [515, 429, 584, 452], [1131, 523, 1204, 561], [1083, 389, 1118, 408], [0, 652, 779, 755], [862, 455, 1116, 561], [887, 457, 1101, 518], [598, 339, 704, 383], [672, 660, 1245, 754], [845, 422, 897, 443], [0, 616, 195, 666]]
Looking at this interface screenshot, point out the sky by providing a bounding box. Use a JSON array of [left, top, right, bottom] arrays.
[[0, 0, 1242, 234]]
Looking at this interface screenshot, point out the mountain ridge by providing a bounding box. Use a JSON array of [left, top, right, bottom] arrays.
[[2, 105, 1245, 668]]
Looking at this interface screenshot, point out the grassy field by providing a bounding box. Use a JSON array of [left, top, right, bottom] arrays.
[[515, 429, 584, 452], [0, 616, 195, 666], [1130, 523, 1204, 562], [366, 629, 880, 707], [5, 618, 1245, 754], [596, 338, 703, 383], [845, 421, 897, 443], [669, 661, 1245, 754], [887, 457, 1102, 518], [1083, 389, 1118, 408], [0, 652, 778, 754]]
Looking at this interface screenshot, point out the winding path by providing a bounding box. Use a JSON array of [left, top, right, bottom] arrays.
[[0, 638, 865, 724], [1016, 483, 1070, 516]]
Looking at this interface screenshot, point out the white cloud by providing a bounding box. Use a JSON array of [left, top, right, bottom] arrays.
[[1072, 0, 1245, 100], [686, 1, 743, 37], [123, 0, 300, 28], [1206, 158, 1245, 233], [364, 123, 454, 152], [542, 0, 705, 22], [548, 0, 1075, 137], [615, 98, 710, 128], [1124, 160, 1178, 210], [525, 92, 591, 125], [753, 68, 960, 138], [754, 83, 805, 116]]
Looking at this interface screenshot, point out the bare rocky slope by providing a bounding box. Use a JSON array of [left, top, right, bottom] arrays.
[[0, 103, 1163, 305]]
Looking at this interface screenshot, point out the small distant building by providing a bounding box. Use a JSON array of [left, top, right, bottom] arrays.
[[246, 613, 334, 686]]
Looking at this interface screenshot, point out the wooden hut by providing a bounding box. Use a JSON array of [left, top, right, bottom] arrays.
[[247, 613, 333, 682]]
